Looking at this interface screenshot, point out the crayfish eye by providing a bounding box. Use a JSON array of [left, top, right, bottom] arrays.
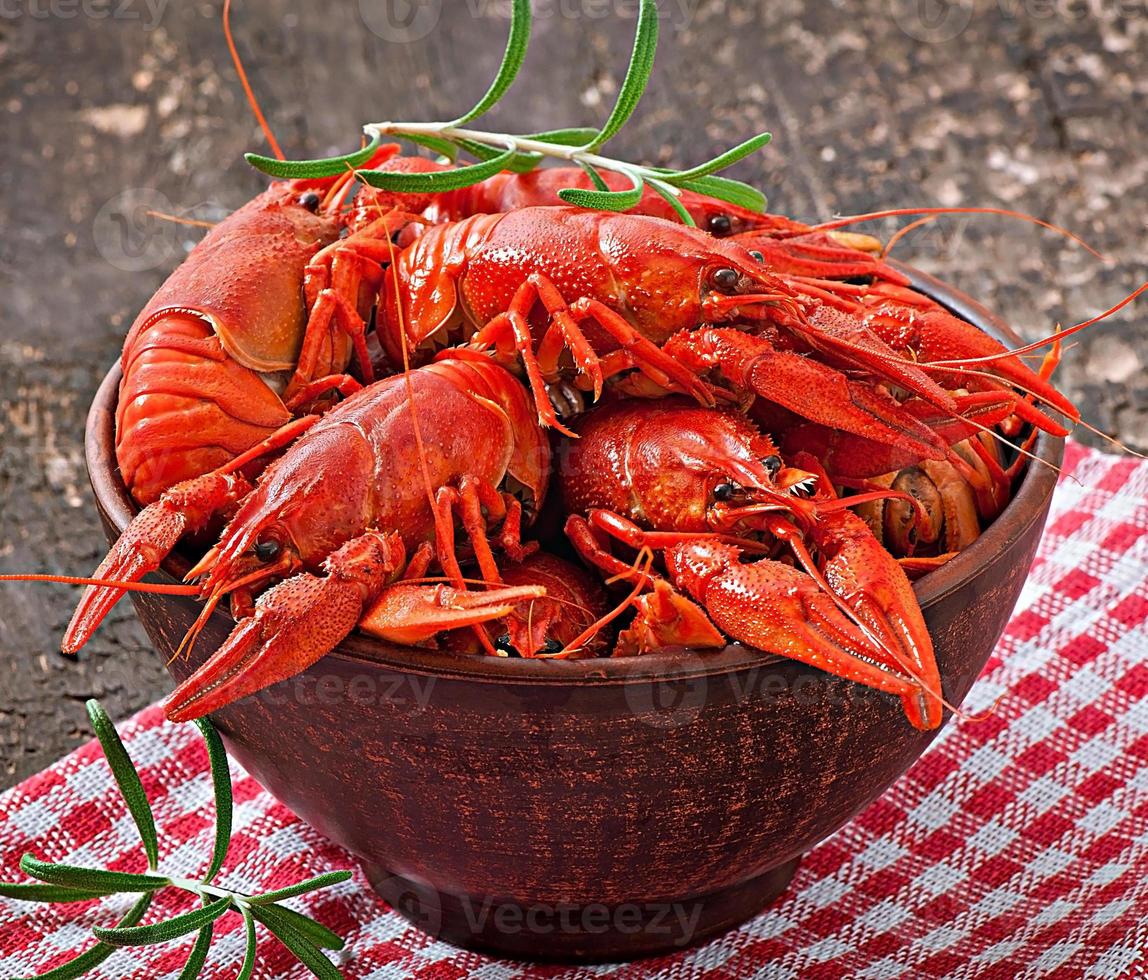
[[707, 213, 733, 236], [253, 535, 282, 563], [298, 191, 321, 212], [713, 481, 738, 501], [710, 267, 740, 292], [763, 454, 783, 476]]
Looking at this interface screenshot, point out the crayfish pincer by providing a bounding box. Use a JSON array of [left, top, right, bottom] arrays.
[[63, 357, 554, 721], [559, 398, 943, 731]]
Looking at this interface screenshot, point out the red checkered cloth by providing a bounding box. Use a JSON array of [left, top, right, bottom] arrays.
[[2, 441, 1145, 979]]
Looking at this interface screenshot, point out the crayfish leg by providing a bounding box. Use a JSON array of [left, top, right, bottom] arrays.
[[615, 580, 725, 656]]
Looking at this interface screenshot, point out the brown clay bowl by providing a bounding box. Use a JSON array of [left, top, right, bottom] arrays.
[[83, 267, 1062, 963]]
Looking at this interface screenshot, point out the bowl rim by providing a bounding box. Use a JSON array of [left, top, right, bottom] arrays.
[[87, 262, 1065, 687]]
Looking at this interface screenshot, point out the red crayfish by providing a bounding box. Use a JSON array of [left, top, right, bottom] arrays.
[[9, 1, 1142, 732], [71, 355, 571, 721]]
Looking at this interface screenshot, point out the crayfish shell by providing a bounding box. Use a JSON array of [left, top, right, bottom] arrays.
[[852, 433, 1005, 578]]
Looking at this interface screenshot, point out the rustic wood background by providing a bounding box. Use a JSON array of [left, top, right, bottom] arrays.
[[0, 0, 1144, 788]]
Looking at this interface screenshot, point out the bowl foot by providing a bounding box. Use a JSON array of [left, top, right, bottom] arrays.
[[362, 856, 801, 963]]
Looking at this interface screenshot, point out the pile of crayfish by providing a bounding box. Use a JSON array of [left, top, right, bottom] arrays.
[[37, 146, 1081, 733]]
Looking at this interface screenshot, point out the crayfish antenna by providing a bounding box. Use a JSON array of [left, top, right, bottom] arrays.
[[223, 0, 282, 160], [144, 210, 217, 229], [941, 281, 1148, 366], [880, 215, 940, 259], [0, 575, 198, 596], [1071, 417, 1148, 460], [809, 206, 1105, 261]]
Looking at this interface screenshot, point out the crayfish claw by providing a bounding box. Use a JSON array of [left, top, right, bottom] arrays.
[[615, 580, 724, 656], [64, 472, 251, 655], [359, 582, 546, 646], [663, 538, 939, 728], [164, 569, 366, 722]]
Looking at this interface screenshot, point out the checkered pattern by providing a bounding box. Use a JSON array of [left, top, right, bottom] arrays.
[[2, 441, 1145, 979]]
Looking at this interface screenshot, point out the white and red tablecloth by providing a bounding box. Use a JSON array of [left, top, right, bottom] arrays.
[[1, 441, 1145, 979]]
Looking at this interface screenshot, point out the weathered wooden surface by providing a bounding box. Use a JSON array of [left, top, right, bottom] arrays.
[[0, 0, 1143, 788]]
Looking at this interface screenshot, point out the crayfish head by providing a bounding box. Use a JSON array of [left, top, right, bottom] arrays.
[[496, 553, 612, 659], [693, 205, 759, 238], [613, 400, 815, 532], [591, 214, 793, 341], [181, 518, 302, 648], [257, 175, 360, 236], [266, 142, 404, 222], [188, 426, 376, 612], [704, 449, 821, 535], [695, 238, 805, 325]]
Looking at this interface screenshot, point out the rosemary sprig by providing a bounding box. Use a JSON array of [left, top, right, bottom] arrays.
[[246, 0, 771, 225], [0, 700, 352, 979]]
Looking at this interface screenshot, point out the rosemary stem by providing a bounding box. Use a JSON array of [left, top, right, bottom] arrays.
[[362, 122, 683, 196], [167, 876, 248, 905]]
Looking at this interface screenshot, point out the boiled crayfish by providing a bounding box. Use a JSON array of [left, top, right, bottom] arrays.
[[72, 355, 558, 721], [7, 159, 1114, 732], [559, 398, 943, 730], [5, 155, 1116, 732], [115, 144, 419, 504], [10, 0, 1137, 734]]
